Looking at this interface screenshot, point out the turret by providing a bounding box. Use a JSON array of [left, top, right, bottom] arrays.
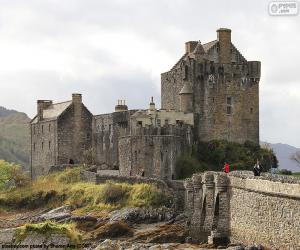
[[217, 28, 232, 64], [248, 61, 261, 80], [179, 83, 193, 113]]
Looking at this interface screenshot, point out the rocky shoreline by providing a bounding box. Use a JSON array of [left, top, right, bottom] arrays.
[[0, 206, 264, 250]]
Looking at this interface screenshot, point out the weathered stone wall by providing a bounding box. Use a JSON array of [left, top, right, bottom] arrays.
[[118, 125, 192, 180], [31, 120, 57, 178], [161, 29, 260, 144], [57, 104, 93, 165], [183, 171, 300, 248], [228, 171, 300, 249], [94, 111, 133, 169]]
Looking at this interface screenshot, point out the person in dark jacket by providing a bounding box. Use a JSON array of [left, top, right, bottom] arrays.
[[253, 160, 262, 176]]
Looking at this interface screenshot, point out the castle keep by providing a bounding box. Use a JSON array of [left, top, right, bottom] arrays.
[[30, 28, 260, 179]]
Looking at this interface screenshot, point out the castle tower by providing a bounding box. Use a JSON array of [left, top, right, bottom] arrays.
[[179, 83, 193, 113], [161, 28, 260, 144]]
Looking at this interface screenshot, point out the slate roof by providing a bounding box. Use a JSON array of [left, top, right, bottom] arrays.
[[31, 101, 72, 124], [202, 40, 218, 53]]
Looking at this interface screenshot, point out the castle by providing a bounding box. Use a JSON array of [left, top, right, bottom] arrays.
[[30, 28, 260, 179]]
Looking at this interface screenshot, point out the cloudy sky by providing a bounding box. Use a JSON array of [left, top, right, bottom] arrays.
[[0, 0, 299, 147]]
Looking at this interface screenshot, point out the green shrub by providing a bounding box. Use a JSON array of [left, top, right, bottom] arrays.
[[0, 160, 30, 191]]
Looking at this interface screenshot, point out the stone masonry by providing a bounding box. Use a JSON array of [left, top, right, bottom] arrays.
[[30, 28, 260, 179], [184, 171, 300, 249], [161, 28, 260, 144]]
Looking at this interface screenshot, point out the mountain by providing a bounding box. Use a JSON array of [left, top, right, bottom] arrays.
[[0, 106, 30, 169], [262, 142, 300, 172]]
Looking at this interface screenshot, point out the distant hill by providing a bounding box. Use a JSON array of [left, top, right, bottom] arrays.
[[262, 142, 300, 172], [0, 106, 30, 169]]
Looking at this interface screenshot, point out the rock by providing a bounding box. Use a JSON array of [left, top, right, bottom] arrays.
[[110, 207, 175, 224], [39, 205, 71, 221], [0, 228, 15, 244], [88, 221, 134, 240]]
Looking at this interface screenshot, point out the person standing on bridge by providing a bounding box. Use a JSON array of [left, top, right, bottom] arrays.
[[223, 162, 230, 173], [253, 160, 262, 176]]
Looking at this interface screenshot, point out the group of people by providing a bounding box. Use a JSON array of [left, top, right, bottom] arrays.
[[223, 160, 262, 176]]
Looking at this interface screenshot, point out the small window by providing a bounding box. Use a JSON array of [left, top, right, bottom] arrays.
[[42, 142, 44, 150], [41, 125, 44, 134], [33, 126, 36, 135], [184, 65, 189, 80], [165, 119, 169, 126], [227, 97, 232, 105], [250, 108, 253, 114], [137, 121, 143, 127], [157, 119, 161, 127], [49, 141, 51, 149], [212, 97, 215, 103], [49, 124, 51, 132], [227, 106, 232, 115], [33, 143, 36, 152]]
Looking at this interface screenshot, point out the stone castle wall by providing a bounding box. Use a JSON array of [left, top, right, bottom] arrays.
[[31, 120, 57, 177], [94, 111, 134, 169], [184, 171, 300, 249], [118, 125, 192, 179], [57, 104, 93, 165], [228, 171, 300, 249], [161, 30, 260, 144]]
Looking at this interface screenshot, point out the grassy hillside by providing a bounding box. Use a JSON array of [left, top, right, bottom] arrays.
[[0, 107, 30, 169], [0, 166, 171, 213]]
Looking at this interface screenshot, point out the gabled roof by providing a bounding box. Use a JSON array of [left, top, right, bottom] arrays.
[[31, 101, 72, 124], [202, 40, 218, 53]]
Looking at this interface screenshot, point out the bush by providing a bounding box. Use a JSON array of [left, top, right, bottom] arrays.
[[0, 160, 30, 191]]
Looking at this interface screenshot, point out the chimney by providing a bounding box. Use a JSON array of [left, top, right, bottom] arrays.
[[185, 41, 198, 53], [149, 96, 156, 111], [115, 100, 128, 112], [217, 28, 232, 64], [37, 100, 52, 121], [72, 93, 82, 104]]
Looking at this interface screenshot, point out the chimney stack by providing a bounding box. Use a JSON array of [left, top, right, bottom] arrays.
[[115, 99, 128, 112], [217, 28, 232, 64], [72, 93, 82, 104], [37, 100, 52, 121], [185, 41, 198, 53]]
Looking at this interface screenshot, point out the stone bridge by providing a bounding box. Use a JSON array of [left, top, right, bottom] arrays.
[[184, 171, 300, 249]]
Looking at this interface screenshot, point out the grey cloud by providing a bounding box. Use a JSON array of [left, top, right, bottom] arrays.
[[0, 0, 299, 147]]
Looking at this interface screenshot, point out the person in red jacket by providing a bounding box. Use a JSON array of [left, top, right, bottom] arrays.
[[223, 162, 230, 173]]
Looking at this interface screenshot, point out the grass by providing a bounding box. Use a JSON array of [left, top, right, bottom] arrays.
[[0, 167, 172, 215], [292, 172, 300, 178], [15, 221, 82, 244]]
